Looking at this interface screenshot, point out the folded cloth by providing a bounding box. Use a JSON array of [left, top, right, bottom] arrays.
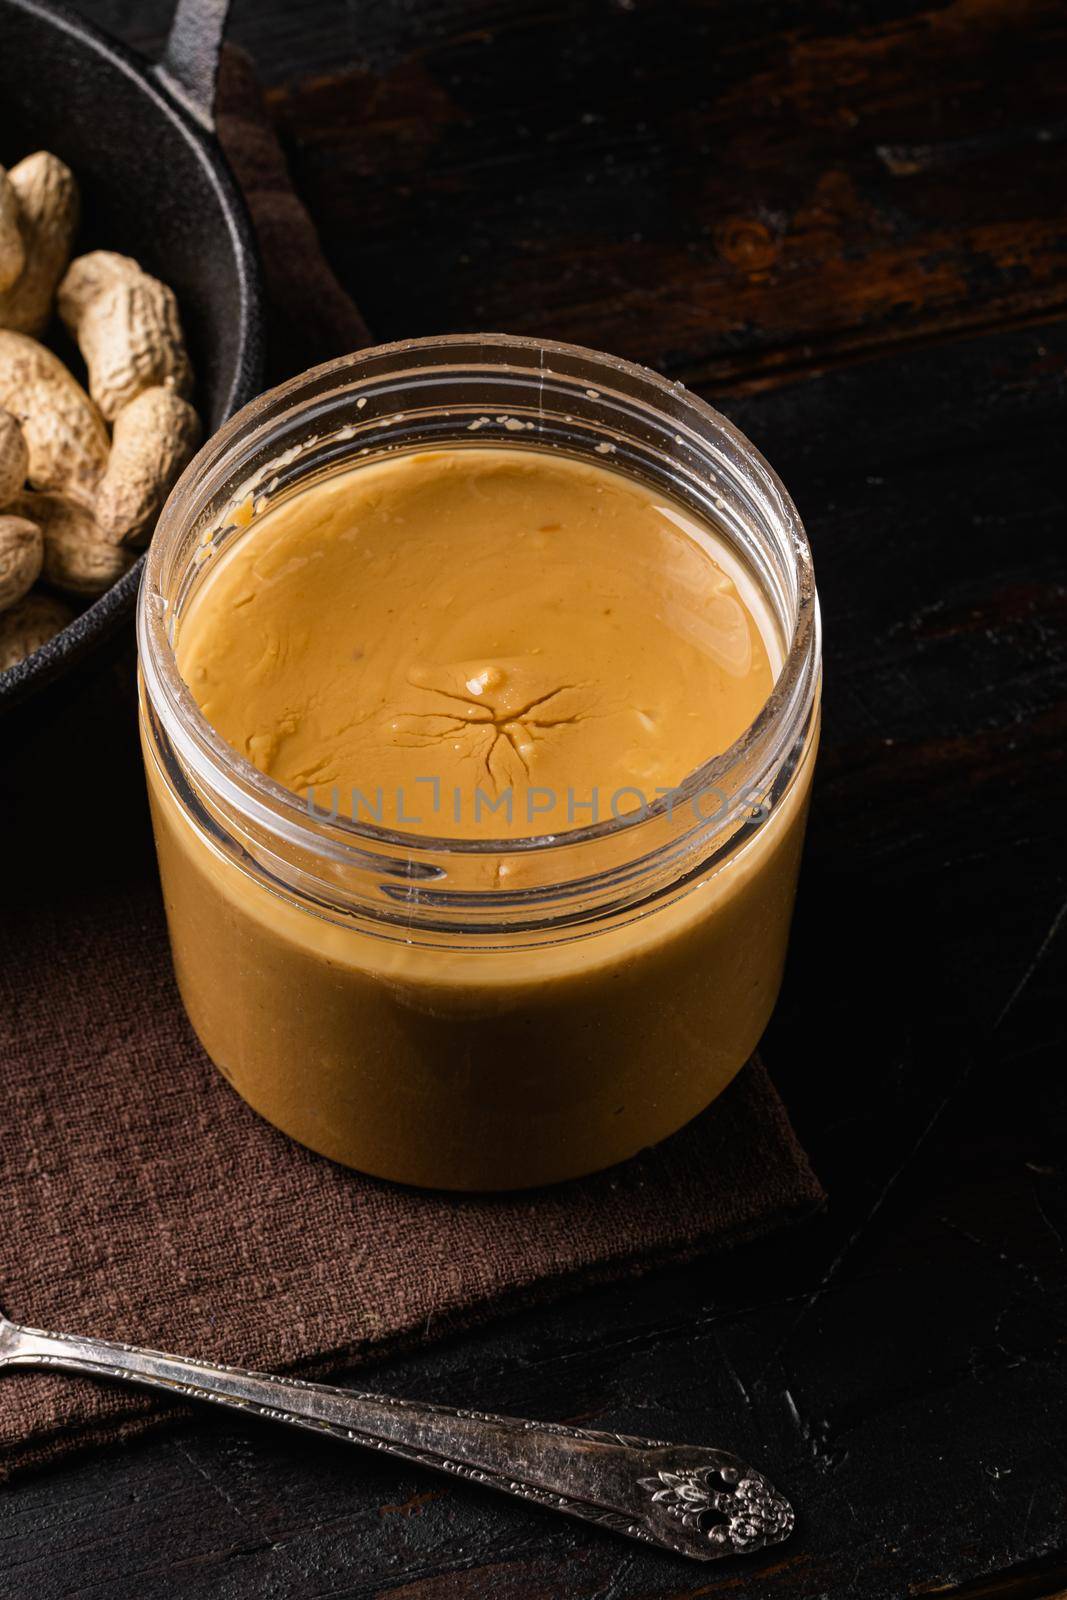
[[0, 50, 823, 1482]]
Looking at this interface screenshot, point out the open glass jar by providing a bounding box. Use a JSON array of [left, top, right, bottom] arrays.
[[137, 335, 821, 1190]]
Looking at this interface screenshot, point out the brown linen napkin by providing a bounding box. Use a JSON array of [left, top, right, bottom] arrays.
[[0, 865, 821, 1481], [0, 54, 823, 1481]]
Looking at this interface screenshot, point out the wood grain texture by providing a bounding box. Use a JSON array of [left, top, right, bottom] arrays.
[[262, 0, 1067, 385], [2, 1, 1066, 1597], [70, 0, 1067, 384]]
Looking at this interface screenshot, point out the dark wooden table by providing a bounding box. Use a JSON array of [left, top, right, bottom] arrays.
[[3, 2, 1066, 1596]]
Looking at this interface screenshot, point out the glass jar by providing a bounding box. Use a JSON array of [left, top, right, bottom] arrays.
[[137, 335, 821, 1191]]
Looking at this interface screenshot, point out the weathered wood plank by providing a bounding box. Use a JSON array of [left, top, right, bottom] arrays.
[[263, 0, 1067, 383], [66, 0, 1067, 388]]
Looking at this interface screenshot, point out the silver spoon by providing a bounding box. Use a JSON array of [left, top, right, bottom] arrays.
[[0, 1307, 794, 1562]]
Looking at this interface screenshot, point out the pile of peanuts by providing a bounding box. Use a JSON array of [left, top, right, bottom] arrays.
[[0, 151, 200, 672]]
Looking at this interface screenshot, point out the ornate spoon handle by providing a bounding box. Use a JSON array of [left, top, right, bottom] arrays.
[[0, 1315, 793, 1562]]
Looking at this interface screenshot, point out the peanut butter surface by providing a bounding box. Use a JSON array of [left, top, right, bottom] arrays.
[[177, 448, 775, 839]]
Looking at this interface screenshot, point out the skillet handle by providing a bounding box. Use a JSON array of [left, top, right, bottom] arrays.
[[153, 0, 232, 132]]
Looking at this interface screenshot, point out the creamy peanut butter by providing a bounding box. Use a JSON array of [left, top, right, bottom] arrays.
[[177, 448, 775, 841], [144, 442, 817, 1189]]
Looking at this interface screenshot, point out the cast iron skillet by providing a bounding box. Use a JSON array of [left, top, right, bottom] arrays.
[[0, 0, 264, 716]]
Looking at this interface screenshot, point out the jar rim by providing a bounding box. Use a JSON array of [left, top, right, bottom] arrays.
[[138, 332, 819, 864]]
